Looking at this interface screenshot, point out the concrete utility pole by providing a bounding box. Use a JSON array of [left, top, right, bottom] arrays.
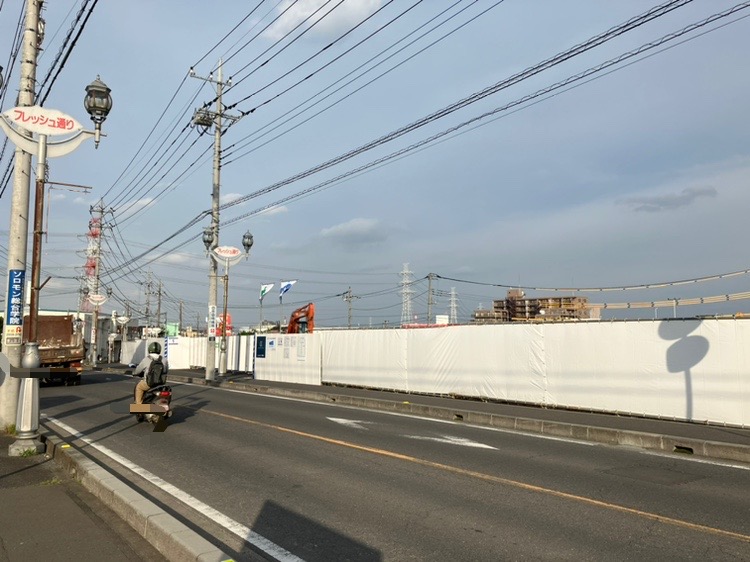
[[0, 0, 40, 428], [156, 281, 162, 331], [89, 204, 105, 368], [144, 271, 152, 329], [191, 60, 239, 381], [343, 287, 359, 329], [427, 273, 435, 325]]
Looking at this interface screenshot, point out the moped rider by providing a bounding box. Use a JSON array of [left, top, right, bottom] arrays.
[[134, 341, 169, 404]]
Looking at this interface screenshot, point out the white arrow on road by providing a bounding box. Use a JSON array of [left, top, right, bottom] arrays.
[[327, 417, 372, 430], [406, 435, 497, 449]]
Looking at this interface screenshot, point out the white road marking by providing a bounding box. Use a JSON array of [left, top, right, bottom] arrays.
[[405, 434, 497, 449], [326, 417, 372, 430], [173, 381, 750, 471], [42, 414, 303, 562]]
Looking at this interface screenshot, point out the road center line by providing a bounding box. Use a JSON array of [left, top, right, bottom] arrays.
[[202, 408, 750, 545]]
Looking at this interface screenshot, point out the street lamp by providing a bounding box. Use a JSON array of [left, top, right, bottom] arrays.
[[203, 229, 253, 377], [84, 76, 113, 148], [88, 286, 112, 368], [0, 77, 112, 455]]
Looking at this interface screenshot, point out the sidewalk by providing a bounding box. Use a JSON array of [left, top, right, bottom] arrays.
[[0, 431, 166, 562]]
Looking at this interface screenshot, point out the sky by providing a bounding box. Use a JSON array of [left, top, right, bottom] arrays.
[[1, 0, 750, 330]]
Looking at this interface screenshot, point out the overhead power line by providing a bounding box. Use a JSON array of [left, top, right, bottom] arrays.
[[218, 0, 696, 213], [98, 0, 708, 281]]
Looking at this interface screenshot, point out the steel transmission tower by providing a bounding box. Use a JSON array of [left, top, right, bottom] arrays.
[[449, 287, 459, 324], [400, 263, 414, 325]]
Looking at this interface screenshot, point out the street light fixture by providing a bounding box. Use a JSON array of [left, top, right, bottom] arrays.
[[0, 77, 112, 456], [84, 76, 113, 148], [88, 285, 113, 368], [203, 230, 253, 377]]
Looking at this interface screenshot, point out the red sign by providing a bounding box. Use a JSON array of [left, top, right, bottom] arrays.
[[217, 313, 233, 336]]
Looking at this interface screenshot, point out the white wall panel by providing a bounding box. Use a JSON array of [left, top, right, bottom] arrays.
[[117, 319, 750, 427], [403, 325, 547, 402], [254, 334, 321, 385], [321, 330, 407, 389]]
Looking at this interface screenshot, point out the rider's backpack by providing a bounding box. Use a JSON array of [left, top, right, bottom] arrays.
[[145, 355, 166, 387]]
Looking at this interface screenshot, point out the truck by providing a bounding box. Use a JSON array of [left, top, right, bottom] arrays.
[[22, 314, 84, 385]]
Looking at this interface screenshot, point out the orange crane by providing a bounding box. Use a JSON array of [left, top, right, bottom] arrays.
[[287, 303, 315, 333]]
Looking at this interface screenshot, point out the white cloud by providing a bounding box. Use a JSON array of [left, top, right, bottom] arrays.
[[220, 193, 245, 206], [117, 198, 156, 221], [265, 0, 382, 40], [159, 253, 194, 265], [319, 217, 386, 247], [258, 205, 288, 217], [617, 186, 717, 213]]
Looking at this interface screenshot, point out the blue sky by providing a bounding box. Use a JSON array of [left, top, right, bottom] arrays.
[[2, 0, 750, 329]]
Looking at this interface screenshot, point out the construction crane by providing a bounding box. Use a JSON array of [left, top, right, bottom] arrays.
[[287, 303, 315, 333]]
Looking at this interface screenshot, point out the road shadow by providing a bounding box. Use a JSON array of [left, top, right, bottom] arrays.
[[40, 394, 82, 409], [166, 400, 210, 426], [251, 500, 381, 561]]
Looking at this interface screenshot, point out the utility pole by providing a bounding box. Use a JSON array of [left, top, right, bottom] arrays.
[[427, 273, 435, 325], [179, 300, 183, 334], [343, 287, 359, 329], [191, 60, 239, 381], [156, 280, 162, 331], [0, 0, 40, 429], [144, 271, 152, 329], [88, 204, 106, 368]]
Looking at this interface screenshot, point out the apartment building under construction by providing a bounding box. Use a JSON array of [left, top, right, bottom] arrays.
[[472, 289, 600, 324]]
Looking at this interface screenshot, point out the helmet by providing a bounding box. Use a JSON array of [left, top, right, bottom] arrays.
[[148, 342, 161, 354]]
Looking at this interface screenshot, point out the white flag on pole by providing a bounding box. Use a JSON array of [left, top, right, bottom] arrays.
[[279, 280, 297, 297], [259, 283, 274, 302]]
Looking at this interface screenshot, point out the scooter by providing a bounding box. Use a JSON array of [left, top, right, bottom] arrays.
[[135, 384, 173, 424]]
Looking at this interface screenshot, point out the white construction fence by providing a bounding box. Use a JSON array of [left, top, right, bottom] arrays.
[[119, 318, 750, 427]]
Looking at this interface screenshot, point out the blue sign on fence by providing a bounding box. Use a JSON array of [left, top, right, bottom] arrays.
[[256, 336, 266, 359], [4, 269, 25, 346]]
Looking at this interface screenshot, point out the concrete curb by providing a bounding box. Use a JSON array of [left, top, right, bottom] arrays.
[[164, 373, 750, 465], [41, 429, 235, 562]]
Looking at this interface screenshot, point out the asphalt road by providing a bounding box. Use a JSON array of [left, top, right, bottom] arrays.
[[39, 372, 750, 561]]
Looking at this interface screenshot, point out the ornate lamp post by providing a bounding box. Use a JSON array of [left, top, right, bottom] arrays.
[[86, 285, 112, 368], [203, 229, 253, 377], [83, 76, 113, 148], [0, 77, 112, 456]]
